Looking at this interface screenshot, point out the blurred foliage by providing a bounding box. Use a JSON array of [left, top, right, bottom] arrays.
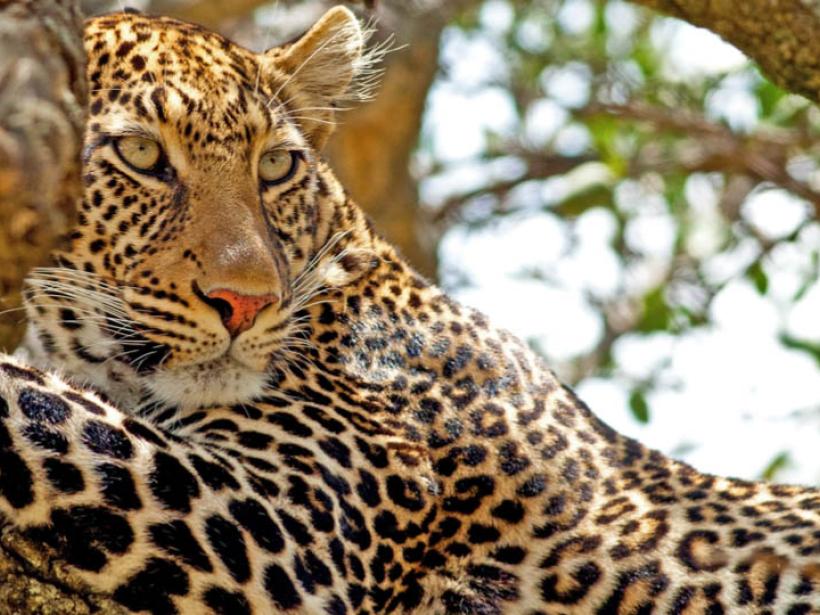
[[417, 0, 820, 479]]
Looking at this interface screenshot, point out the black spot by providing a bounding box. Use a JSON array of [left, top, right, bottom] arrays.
[[58, 308, 82, 331], [278, 509, 313, 545], [115, 41, 136, 58], [318, 463, 351, 496], [267, 412, 313, 437], [415, 397, 442, 423], [37, 506, 134, 572], [324, 594, 348, 615], [150, 87, 167, 122], [189, 453, 240, 491], [386, 475, 426, 512], [0, 423, 34, 508], [149, 451, 200, 512], [516, 474, 547, 498], [149, 520, 213, 572], [43, 458, 84, 493], [303, 405, 345, 433], [295, 550, 333, 593], [467, 523, 501, 544], [491, 545, 527, 565], [89, 239, 106, 254], [22, 423, 69, 454], [595, 562, 668, 613], [131, 55, 146, 71], [237, 430, 273, 450], [443, 475, 495, 515], [0, 395, 7, 418], [0, 363, 45, 384], [677, 530, 724, 572], [264, 563, 302, 610], [356, 469, 381, 507], [339, 500, 372, 550], [203, 586, 251, 615], [123, 418, 167, 448], [229, 498, 285, 553], [113, 558, 189, 614], [491, 499, 525, 524], [319, 437, 352, 468], [18, 388, 70, 424], [64, 391, 106, 416], [205, 514, 250, 583], [82, 420, 133, 459], [356, 436, 388, 469], [540, 562, 600, 604], [96, 463, 142, 510]]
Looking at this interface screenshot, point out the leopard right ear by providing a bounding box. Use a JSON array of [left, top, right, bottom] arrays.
[[263, 6, 366, 148]]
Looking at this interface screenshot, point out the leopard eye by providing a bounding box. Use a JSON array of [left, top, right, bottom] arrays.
[[259, 149, 297, 185], [115, 136, 161, 170]]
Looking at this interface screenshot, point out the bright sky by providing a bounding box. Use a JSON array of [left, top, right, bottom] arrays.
[[422, 1, 820, 485]]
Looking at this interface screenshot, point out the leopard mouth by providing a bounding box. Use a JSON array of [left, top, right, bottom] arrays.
[[101, 315, 172, 374]]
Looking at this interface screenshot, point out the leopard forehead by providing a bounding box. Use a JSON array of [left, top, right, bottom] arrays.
[[84, 13, 305, 151]]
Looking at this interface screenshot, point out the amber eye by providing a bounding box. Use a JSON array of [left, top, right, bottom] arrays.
[[259, 149, 297, 185], [115, 136, 161, 170]]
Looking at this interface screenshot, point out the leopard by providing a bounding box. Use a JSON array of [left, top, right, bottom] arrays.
[[0, 5, 816, 614]]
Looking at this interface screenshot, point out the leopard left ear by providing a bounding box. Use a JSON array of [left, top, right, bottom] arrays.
[[265, 6, 365, 148]]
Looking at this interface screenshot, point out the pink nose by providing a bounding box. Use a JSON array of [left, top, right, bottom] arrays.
[[204, 288, 278, 337]]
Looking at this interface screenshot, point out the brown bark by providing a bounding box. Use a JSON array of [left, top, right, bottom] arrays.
[[146, 0, 373, 29], [628, 0, 820, 104], [0, 3, 119, 611], [0, 529, 125, 614], [0, 0, 84, 351]]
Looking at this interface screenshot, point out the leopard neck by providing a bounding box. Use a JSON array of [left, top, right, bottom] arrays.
[[297, 237, 662, 496]]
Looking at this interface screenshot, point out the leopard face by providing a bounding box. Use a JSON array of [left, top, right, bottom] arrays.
[[22, 8, 373, 410]]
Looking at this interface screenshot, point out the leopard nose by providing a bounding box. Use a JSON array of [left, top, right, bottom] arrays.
[[199, 287, 278, 337]]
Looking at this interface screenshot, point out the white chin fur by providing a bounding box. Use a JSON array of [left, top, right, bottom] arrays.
[[144, 355, 269, 407]]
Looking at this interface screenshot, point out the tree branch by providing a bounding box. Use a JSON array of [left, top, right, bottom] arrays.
[[581, 102, 820, 218], [628, 0, 820, 104]]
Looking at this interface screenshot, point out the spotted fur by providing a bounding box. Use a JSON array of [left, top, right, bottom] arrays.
[[0, 6, 817, 614]]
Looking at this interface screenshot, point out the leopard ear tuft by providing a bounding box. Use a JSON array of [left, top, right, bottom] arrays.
[[264, 6, 388, 148]]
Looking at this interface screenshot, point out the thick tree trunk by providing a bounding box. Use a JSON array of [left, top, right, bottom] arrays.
[[629, 0, 820, 104], [0, 0, 84, 351]]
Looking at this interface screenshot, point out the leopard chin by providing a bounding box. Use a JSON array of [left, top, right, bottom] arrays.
[[144, 354, 271, 408]]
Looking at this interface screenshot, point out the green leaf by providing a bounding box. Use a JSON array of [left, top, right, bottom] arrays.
[[552, 184, 613, 217], [746, 261, 768, 295], [792, 251, 818, 302], [629, 389, 650, 424], [761, 452, 790, 481], [637, 287, 671, 333], [755, 80, 786, 118], [780, 334, 820, 367]]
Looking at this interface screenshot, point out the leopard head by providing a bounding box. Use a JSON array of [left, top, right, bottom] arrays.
[[22, 7, 379, 410]]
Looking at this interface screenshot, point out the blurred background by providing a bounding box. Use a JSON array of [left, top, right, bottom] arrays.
[[84, 0, 820, 484]]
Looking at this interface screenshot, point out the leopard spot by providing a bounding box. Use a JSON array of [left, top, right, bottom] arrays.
[[677, 530, 728, 572], [18, 388, 71, 424]]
